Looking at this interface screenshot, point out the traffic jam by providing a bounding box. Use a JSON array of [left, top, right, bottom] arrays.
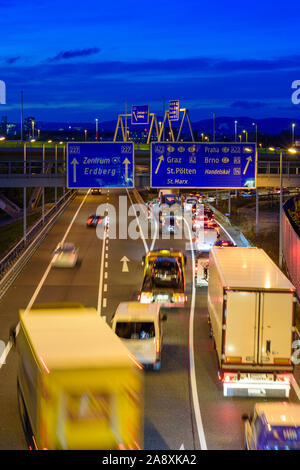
[[8, 187, 297, 451]]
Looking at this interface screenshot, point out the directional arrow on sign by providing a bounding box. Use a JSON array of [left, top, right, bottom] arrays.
[[122, 158, 131, 182], [120, 256, 130, 272], [155, 155, 164, 174], [71, 158, 79, 183], [243, 156, 252, 175]]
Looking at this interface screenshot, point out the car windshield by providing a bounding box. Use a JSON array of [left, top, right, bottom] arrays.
[[115, 321, 155, 339], [154, 259, 179, 273], [62, 243, 75, 252]]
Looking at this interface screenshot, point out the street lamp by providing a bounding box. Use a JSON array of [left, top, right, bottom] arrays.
[[31, 119, 35, 139], [292, 123, 296, 146], [252, 122, 258, 144], [84, 129, 87, 142], [242, 130, 248, 142], [238, 134, 242, 142], [212, 111, 215, 142], [201, 133, 204, 142], [95, 118, 99, 141], [234, 120, 238, 142], [268, 147, 297, 268]]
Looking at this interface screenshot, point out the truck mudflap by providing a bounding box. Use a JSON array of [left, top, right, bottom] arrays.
[[138, 291, 186, 307], [221, 372, 291, 398]]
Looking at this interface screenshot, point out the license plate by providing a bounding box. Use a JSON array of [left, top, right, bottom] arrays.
[[157, 295, 168, 301]]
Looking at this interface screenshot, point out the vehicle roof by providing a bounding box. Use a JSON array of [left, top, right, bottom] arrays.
[[20, 308, 139, 371], [256, 403, 300, 426], [154, 257, 178, 264], [211, 247, 295, 290], [114, 301, 160, 320]]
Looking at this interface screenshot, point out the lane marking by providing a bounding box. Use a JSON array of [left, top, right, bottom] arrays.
[[105, 253, 108, 259], [183, 216, 208, 450], [104, 284, 108, 293], [105, 261, 108, 268], [0, 192, 89, 368], [214, 219, 236, 245], [291, 376, 300, 401], [105, 245, 108, 251], [104, 272, 108, 279], [103, 298, 107, 308], [97, 228, 107, 316], [126, 189, 149, 253]]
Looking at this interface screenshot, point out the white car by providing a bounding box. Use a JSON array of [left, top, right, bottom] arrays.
[[51, 242, 78, 268], [112, 302, 166, 370], [186, 228, 218, 252], [243, 402, 300, 450], [184, 197, 199, 213]]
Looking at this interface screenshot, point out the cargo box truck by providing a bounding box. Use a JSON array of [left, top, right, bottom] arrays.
[[208, 247, 297, 398], [13, 304, 143, 450]]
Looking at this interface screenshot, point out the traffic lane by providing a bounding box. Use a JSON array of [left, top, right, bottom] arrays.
[[102, 194, 198, 449], [32, 193, 108, 308], [0, 193, 92, 344], [143, 230, 199, 450], [0, 192, 95, 450], [193, 285, 300, 450], [99, 189, 150, 323]]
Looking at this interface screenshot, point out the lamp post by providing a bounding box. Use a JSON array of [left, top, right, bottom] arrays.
[[238, 134, 242, 143], [252, 122, 258, 144], [95, 118, 98, 141], [84, 129, 87, 142], [292, 123, 296, 146], [234, 120, 238, 142], [212, 111, 216, 142], [243, 129, 248, 142]]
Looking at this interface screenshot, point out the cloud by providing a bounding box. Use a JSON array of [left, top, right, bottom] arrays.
[[49, 47, 100, 61], [6, 56, 21, 64], [230, 101, 267, 110]]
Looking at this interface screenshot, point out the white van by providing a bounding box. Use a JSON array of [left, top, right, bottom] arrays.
[[111, 302, 166, 370]]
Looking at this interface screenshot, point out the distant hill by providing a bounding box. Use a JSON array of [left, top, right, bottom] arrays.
[[34, 116, 300, 136]]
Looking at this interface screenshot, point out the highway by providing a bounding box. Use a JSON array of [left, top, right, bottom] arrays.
[[1, 189, 300, 450]]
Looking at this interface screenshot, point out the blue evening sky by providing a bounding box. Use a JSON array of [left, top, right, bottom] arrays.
[[0, 0, 300, 122]]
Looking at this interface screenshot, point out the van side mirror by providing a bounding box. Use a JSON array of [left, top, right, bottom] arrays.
[[9, 325, 17, 348], [241, 413, 250, 422]]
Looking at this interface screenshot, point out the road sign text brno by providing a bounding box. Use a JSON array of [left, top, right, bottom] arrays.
[[67, 142, 134, 189], [151, 142, 256, 188]]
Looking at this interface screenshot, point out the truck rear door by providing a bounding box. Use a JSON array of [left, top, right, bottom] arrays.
[[258, 292, 293, 366], [225, 291, 258, 363]]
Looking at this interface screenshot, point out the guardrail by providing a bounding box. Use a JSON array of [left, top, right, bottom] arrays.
[[0, 160, 65, 176], [0, 190, 77, 297]]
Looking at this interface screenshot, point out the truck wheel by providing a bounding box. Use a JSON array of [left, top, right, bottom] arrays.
[[153, 361, 161, 371], [17, 381, 35, 449]]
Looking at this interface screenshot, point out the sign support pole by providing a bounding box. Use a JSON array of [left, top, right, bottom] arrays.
[[113, 114, 131, 142]]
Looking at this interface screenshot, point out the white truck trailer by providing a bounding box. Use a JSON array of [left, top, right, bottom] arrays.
[[208, 246, 297, 398]]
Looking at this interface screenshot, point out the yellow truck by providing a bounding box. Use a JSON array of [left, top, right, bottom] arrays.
[[13, 304, 143, 450]]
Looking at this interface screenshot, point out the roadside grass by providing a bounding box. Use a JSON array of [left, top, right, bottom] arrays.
[[210, 195, 288, 266], [0, 188, 65, 259], [0, 211, 42, 258]]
